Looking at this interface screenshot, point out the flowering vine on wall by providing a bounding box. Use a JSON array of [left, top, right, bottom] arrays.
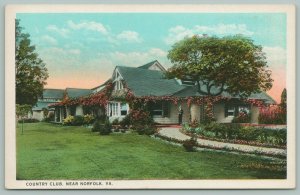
[[49, 80, 271, 122]]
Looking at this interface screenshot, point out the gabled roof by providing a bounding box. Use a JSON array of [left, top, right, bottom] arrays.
[[66, 88, 92, 98], [138, 60, 166, 72], [116, 66, 185, 97], [91, 79, 111, 90], [42, 89, 64, 99]]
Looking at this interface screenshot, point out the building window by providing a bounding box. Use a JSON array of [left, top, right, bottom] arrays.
[[226, 106, 235, 117], [107, 102, 129, 117], [225, 104, 250, 117], [181, 79, 195, 86], [120, 103, 128, 116], [151, 102, 163, 116], [238, 106, 250, 114], [149, 102, 170, 117]]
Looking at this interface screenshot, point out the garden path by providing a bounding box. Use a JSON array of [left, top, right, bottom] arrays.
[[159, 127, 286, 157]]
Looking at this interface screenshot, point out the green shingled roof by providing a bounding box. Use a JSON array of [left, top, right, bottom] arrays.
[[66, 88, 92, 98], [117, 66, 186, 97], [117, 66, 275, 103], [172, 85, 276, 104], [43, 89, 64, 99]]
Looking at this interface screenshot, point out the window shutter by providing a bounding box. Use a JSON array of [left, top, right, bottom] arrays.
[[163, 102, 170, 117]]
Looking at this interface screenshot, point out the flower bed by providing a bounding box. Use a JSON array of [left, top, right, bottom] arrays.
[[154, 133, 286, 159], [181, 122, 286, 149]]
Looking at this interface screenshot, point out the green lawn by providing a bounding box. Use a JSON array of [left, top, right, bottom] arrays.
[[17, 122, 286, 180]]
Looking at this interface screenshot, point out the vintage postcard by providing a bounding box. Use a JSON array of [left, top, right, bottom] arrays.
[[5, 4, 295, 189]]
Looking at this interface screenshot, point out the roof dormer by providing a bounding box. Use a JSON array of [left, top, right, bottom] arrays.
[[138, 60, 166, 72]]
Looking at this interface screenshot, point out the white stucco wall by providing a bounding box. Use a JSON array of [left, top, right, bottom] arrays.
[[251, 105, 259, 124], [214, 102, 226, 123], [190, 104, 200, 122], [75, 105, 83, 116], [31, 111, 44, 121]]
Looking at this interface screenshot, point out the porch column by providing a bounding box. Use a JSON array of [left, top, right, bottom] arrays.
[[66, 106, 71, 116], [190, 103, 200, 122], [55, 108, 58, 122], [60, 107, 63, 122], [250, 105, 259, 124]]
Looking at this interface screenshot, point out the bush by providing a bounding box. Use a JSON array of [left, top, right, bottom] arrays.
[[63, 115, 85, 126], [183, 121, 286, 147], [112, 118, 119, 125], [126, 109, 155, 135], [258, 105, 286, 124], [182, 136, 197, 152], [72, 115, 84, 126], [83, 114, 95, 125], [203, 122, 224, 138], [189, 119, 199, 128], [92, 119, 102, 132], [43, 112, 54, 122], [18, 118, 39, 123], [99, 120, 112, 135], [232, 112, 251, 123], [63, 115, 74, 125], [135, 125, 157, 135], [237, 126, 260, 141], [130, 109, 154, 126], [120, 115, 131, 129]]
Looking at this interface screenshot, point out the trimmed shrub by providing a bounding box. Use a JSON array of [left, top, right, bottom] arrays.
[[72, 115, 84, 126], [99, 120, 112, 135], [182, 136, 197, 152], [83, 114, 95, 125], [112, 118, 119, 125], [43, 112, 54, 122], [127, 109, 155, 135], [237, 126, 260, 141], [183, 121, 286, 147], [63, 115, 74, 125], [120, 115, 131, 129], [92, 119, 102, 132], [130, 109, 154, 126], [135, 125, 157, 135], [18, 118, 39, 123]]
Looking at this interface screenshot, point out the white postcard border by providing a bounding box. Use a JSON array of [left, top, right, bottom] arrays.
[[5, 4, 296, 189]]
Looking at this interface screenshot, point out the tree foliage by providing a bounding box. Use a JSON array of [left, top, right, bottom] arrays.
[[280, 88, 287, 109], [16, 104, 32, 118], [16, 19, 48, 106], [166, 35, 273, 97]]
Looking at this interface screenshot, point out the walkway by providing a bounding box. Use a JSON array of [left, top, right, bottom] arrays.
[[158, 127, 287, 157]]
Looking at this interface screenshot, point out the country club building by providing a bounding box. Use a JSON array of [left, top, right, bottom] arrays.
[[31, 60, 275, 124]]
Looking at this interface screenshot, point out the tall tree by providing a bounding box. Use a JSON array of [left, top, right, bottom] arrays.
[[15, 19, 48, 106], [280, 88, 287, 109], [166, 35, 273, 97]]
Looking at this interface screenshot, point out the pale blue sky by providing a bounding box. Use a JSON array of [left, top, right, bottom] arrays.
[[16, 13, 287, 101]]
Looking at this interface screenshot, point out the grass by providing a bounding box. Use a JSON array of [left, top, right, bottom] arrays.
[[16, 122, 286, 180]]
